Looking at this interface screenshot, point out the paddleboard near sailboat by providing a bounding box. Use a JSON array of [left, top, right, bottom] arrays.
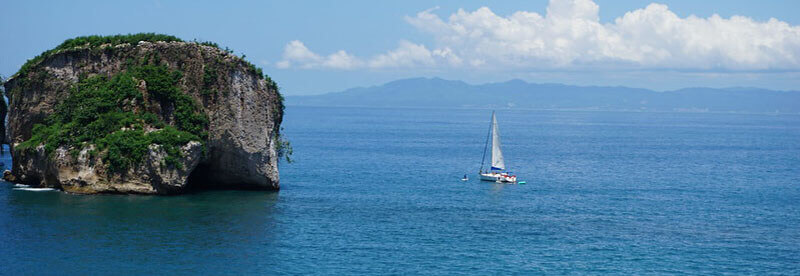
[[478, 111, 517, 183]]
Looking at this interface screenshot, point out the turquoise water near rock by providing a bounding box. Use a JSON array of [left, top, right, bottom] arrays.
[[1, 106, 799, 274]]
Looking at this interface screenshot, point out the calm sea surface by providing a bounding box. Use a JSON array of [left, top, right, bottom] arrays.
[[1, 106, 799, 274]]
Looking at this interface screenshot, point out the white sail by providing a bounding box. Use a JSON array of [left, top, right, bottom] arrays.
[[491, 112, 505, 170]]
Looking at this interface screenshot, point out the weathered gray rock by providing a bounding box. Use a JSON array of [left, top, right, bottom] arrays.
[[2, 41, 283, 194]]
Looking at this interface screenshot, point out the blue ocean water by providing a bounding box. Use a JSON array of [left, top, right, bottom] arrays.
[[1, 106, 799, 274]]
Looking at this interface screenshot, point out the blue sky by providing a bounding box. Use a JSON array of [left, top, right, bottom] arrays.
[[2, 0, 799, 95]]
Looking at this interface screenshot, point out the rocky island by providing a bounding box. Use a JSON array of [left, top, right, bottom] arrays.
[[1, 33, 288, 194]]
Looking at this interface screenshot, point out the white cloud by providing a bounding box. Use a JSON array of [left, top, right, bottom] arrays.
[[277, 0, 800, 71], [322, 50, 360, 69], [368, 41, 435, 68], [277, 40, 319, 69], [277, 40, 454, 70], [277, 40, 361, 69], [432, 47, 463, 66]]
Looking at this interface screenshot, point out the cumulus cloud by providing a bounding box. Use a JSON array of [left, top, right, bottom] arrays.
[[277, 40, 456, 70], [277, 0, 800, 71], [368, 41, 435, 68], [276, 40, 361, 69]]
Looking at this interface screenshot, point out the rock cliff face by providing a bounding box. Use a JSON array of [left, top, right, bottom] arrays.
[[2, 39, 284, 194]]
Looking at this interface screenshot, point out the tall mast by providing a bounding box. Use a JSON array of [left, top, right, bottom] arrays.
[[479, 111, 494, 173]]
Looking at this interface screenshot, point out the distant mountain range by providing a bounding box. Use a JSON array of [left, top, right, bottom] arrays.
[[286, 78, 800, 113]]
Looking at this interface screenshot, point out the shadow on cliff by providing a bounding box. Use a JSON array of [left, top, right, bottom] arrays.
[[185, 162, 279, 193]]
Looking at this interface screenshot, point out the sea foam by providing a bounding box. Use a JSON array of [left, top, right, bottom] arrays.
[[12, 184, 56, 192]]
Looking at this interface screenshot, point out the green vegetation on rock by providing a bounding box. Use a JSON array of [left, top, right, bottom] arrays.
[[9, 33, 281, 102], [17, 64, 207, 172], [275, 129, 293, 163], [201, 66, 218, 96], [14, 33, 183, 81]]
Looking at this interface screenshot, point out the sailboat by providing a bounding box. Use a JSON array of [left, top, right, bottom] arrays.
[[479, 111, 517, 183]]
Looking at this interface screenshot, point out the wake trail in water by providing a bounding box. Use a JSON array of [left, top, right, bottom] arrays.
[[12, 184, 56, 192]]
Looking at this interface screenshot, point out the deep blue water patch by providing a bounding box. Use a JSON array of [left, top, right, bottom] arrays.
[[1, 107, 799, 274]]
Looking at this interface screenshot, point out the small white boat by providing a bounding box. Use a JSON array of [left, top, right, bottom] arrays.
[[479, 171, 516, 183], [461, 174, 469, 181], [478, 111, 517, 183]]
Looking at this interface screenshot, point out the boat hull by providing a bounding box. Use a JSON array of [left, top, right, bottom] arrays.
[[479, 172, 517, 183]]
